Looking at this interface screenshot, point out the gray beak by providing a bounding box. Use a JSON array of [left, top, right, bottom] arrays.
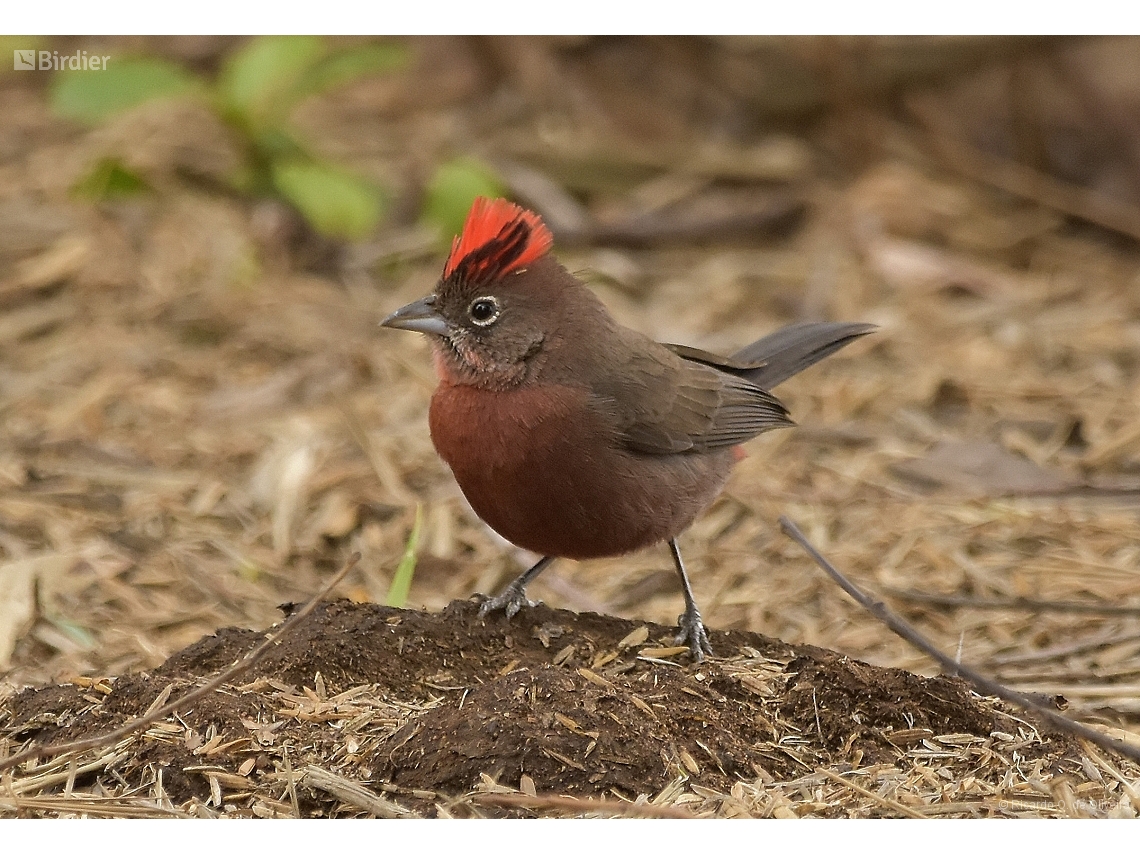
[[381, 295, 449, 336]]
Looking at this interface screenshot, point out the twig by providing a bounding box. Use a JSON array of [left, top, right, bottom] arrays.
[[778, 517, 1140, 764], [6, 748, 130, 795], [300, 765, 415, 818], [0, 795, 188, 818], [884, 588, 1140, 616], [815, 767, 926, 819], [0, 552, 361, 776]]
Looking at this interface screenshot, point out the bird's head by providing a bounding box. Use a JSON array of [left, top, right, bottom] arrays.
[[382, 197, 566, 388]]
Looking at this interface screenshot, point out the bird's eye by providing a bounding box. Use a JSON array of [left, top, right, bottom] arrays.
[[468, 296, 500, 326]]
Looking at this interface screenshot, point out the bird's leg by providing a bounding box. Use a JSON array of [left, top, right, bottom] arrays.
[[669, 538, 714, 662], [477, 555, 557, 619]]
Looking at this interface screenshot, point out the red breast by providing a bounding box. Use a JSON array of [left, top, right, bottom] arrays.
[[428, 378, 735, 559]]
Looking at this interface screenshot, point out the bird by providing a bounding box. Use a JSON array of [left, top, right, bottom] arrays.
[[382, 197, 873, 661]]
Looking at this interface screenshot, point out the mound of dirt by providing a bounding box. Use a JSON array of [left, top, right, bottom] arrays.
[[3, 598, 1112, 818]]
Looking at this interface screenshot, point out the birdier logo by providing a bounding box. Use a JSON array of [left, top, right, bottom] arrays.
[[13, 49, 110, 71]]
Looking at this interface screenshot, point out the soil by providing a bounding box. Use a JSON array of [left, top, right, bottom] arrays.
[[2, 597, 1092, 817]]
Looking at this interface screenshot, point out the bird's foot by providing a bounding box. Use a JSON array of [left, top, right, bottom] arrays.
[[477, 583, 539, 620], [674, 605, 714, 663]]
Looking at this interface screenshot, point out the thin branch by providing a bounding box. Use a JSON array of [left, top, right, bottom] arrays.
[[0, 552, 361, 776], [778, 517, 1140, 765], [884, 587, 1140, 616]]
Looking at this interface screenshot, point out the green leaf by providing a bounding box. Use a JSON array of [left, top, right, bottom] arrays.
[[72, 157, 151, 200], [236, 560, 262, 583], [386, 504, 422, 609], [219, 35, 327, 130], [50, 57, 200, 124], [422, 157, 506, 241], [46, 616, 96, 650], [293, 42, 409, 104], [252, 127, 306, 162], [271, 158, 385, 241]]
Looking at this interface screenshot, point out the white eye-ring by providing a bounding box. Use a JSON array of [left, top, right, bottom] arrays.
[[468, 296, 501, 326]]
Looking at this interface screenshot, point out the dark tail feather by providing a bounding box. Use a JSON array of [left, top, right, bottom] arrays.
[[731, 322, 875, 389]]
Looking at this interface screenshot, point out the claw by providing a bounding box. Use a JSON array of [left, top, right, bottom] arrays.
[[674, 604, 714, 663], [477, 556, 554, 622], [477, 584, 539, 621]]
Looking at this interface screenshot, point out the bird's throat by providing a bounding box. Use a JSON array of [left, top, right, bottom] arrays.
[[431, 336, 527, 390]]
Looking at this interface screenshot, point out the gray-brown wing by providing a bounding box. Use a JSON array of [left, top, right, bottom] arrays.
[[593, 344, 793, 455]]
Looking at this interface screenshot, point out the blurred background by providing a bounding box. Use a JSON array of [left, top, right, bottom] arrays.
[[2, 35, 1139, 735]]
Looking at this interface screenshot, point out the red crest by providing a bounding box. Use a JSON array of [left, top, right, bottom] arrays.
[[443, 197, 554, 282]]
